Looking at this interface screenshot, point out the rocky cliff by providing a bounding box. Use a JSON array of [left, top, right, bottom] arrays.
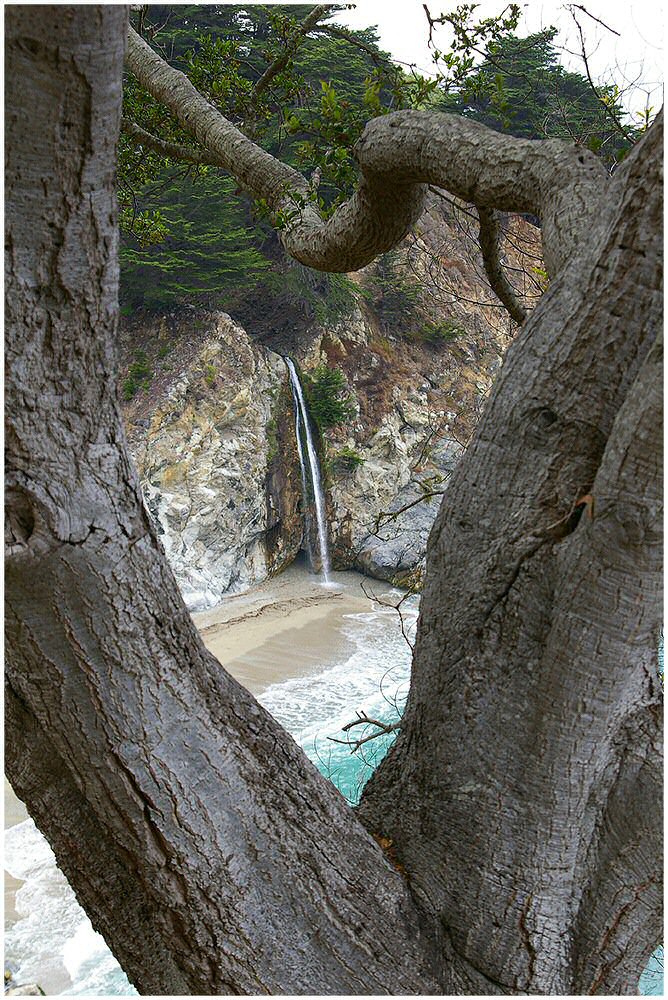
[[121, 198, 541, 609]]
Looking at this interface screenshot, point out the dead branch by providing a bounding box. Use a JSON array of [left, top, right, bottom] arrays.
[[371, 490, 445, 537], [121, 117, 221, 167], [360, 581, 417, 652], [253, 5, 333, 99], [568, 9, 634, 143], [313, 24, 383, 64], [567, 4, 621, 36], [328, 711, 402, 753]]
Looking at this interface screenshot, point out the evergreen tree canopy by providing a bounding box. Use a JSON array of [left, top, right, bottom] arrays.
[[120, 4, 398, 311], [437, 28, 639, 167], [120, 7, 646, 314]]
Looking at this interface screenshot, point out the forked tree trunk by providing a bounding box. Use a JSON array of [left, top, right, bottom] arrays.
[[5, 6, 662, 996]]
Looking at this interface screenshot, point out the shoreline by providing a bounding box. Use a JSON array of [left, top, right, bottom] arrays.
[[193, 564, 389, 693]]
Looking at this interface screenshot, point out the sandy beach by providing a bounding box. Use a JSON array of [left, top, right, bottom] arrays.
[[193, 563, 394, 692], [5, 565, 400, 938]]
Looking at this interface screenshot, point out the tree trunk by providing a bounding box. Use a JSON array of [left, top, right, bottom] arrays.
[[5, 6, 662, 997], [358, 118, 663, 994], [5, 8, 442, 995]]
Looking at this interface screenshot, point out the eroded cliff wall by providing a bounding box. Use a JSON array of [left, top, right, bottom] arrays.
[[121, 200, 541, 608]]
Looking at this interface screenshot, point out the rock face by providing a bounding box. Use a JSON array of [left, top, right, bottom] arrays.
[[124, 314, 300, 610], [121, 200, 541, 606], [351, 440, 464, 587]]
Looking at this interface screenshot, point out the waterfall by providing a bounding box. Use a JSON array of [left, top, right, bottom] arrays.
[[285, 358, 332, 584]]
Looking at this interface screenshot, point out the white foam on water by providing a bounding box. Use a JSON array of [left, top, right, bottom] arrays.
[[4, 596, 415, 994], [258, 597, 418, 791], [60, 922, 136, 996], [3, 593, 661, 994], [4, 819, 136, 995]]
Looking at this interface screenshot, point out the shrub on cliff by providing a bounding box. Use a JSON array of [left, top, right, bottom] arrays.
[[302, 364, 356, 431]]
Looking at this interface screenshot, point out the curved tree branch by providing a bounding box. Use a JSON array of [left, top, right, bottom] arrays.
[[476, 205, 528, 323], [8, 8, 661, 995], [125, 25, 609, 277], [357, 115, 662, 994]]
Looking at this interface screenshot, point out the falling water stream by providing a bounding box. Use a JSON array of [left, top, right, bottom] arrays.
[[285, 358, 332, 583]]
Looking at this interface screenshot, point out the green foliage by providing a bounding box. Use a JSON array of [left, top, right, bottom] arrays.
[[118, 206, 170, 248], [313, 273, 363, 325], [415, 320, 466, 344], [119, 5, 430, 311], [435, 28, 640, 167], [204, 364, 217, 386], [259, 263, 362, 326], [266, 414, 279, 463], [122, 378, 139, 401], [129, 350, 152, 379], [302, 364, 356, 431], [427, 2, 523, 92], [120, 172, 270, 311], [119, 4, 647, 320], [122, 350, 153, 399], [330, 445, 365, 474], [368, 253, 466, 345], [369, 251, 422, 331]]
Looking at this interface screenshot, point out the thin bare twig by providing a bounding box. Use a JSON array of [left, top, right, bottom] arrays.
[[567, 4, 621, 36], [568, 9, 634, 143], [313, 24, 384, 64], [360, 581, 417, 652], [253, 5, 333, 99], [327, 711, 402, 753], [371, 490, 445, 537]]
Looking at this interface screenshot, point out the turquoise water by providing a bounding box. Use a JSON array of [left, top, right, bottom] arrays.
[[259, 599, 414, 804], [4, 594, 662, 994], [4, 592, 415, 996], [640, 947, 664, 995]]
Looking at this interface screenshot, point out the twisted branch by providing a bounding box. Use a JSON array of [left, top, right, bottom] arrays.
[[476, 206, 527, 324], [125, 26, 609, 277]]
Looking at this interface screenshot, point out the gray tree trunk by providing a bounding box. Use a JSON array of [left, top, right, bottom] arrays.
[[358, 117, 663, 994], [4, 8, 441, 996], [6, 6, 662, 996]]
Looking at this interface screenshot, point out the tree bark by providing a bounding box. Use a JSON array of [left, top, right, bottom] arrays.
[[125, 26, 607, 277], [6, 6, 662, 997], [358, 117, 663, 994], [5, 8, 442, 995]]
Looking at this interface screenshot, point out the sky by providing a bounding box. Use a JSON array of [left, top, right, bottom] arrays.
[[330, 1, 664, 117]]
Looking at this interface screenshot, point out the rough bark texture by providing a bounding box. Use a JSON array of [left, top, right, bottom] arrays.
[[5, 8, 442, 996], [125, 26, 606, 278], [358, 118, 663, 994], [477, 205, 527, 324], [6, 6, 662, 997]]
